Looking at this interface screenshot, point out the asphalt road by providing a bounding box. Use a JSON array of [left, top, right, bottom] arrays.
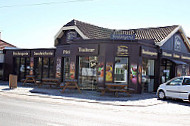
[[0, 93, 189, 126]]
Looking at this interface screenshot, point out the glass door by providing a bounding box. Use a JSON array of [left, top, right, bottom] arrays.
[[78, 56, 98, 90], [114, 57, 128, 84], [34, 57, 54, 80], [142, 59, 155, 92], [62, 57, 70, 81]]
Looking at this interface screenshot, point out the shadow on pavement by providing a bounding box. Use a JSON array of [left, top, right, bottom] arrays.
[[1, 81, 157, 102], [164, 99, 190, 106]]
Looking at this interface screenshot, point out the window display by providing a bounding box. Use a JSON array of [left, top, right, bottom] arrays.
[[13, 57, 30, 80], [34, 57, 54, 80], [142, 59, 155, 92], [78, 56, 98, 89], [114, 57, 128, 83], [63, 57, 70, 80]]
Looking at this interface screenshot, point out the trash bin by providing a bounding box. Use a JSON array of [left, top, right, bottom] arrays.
[[9, 74, 18, 89]]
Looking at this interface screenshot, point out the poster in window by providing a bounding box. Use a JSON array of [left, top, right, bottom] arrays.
[[138, 65, 142, 84], [130, 64, 137, 84], [106, 63, 113, 82], [56, 57, 61, 78], [30, 57, 34, 75], [70, 62, 75, 79], [177, 65, 182, 77], [97, 62, 104, 83]]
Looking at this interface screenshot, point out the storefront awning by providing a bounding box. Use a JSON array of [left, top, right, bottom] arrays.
[[170, 59, 187, 65]]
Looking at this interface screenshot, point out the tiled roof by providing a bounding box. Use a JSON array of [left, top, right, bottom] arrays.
[[64, 19, 179, 43], [64, 19, 113, 39], [0, 39, 16, 50], [114, 25, 178, 42]]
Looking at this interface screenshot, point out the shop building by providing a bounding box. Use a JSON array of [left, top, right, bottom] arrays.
[[3, 20, 190, 93], [3, 49, 56, 81]]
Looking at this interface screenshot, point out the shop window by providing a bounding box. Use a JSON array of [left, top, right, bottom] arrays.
[[34, 57, 54, 80], [114, 57, 128, 83], [13, 57, 30, 81], [34, 57, 42, 80], [49, 58, 54, 78], [43, 58, 49, 78], [161, 59, 175, 83], [142, 59, 155, 92], [78, 56, 98, 89], [62, 57, 70, 80], [0, 64, 3, 80]]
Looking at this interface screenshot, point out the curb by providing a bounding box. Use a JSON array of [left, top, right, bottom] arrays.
[[0, 89, 164, 107]]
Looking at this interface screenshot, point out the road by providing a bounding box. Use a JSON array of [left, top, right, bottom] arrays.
[[0, 92, 189, 126]]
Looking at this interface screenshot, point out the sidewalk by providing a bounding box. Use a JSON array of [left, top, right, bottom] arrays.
[[0, 81, 162, 107]]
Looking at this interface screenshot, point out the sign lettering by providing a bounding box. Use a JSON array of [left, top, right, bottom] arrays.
[[117, 45, 128, 56], [33, 51, 53, 56], [181, 55, 190, 60], [163, 52, 172, 57], [63, 50, 70, 55], [173, 53, 180, 58], [111, 34, 135, 40], [13, 51, 29, 56], [78, 47, 95, 53], [142, 49, 157, 56]]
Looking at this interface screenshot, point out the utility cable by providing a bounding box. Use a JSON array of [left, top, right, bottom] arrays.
[[0, 0, 94, 9]]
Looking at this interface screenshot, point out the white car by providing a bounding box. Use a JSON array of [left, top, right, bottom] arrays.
[[157, 76, 190, 101]]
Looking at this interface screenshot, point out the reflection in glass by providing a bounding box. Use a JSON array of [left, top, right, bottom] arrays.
[[63, 57, 70, 80], [78, 56, 98, 90], [142, 59, 155, 92], [114, 57, 128, 83]]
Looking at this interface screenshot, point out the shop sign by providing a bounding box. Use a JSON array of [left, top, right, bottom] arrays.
[[78, 47, 95, 53], [181, 55, 190, 60], [63, 50, 70, 55], [173, 53, 180, 59], [13, 51, 30, 57], [142, 49, 158, 57], [111, 34, 135, 40], [117, 45, 128, 56], [32, 50, 54, 57], [162, 51, 172, 57], [76, 44, 98, 55]]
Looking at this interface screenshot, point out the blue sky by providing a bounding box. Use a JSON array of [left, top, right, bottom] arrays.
[[0, 0, 190, 48]]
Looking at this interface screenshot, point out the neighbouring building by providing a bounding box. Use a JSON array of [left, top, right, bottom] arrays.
[[3, 20, 190, 93], [0, 32, 16, 80]]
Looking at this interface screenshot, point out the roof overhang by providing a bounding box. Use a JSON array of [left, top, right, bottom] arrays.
[[156, 26, 190, 50], [54, 26, 89, 41]]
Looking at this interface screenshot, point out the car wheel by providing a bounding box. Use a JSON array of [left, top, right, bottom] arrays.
[[158, 90, 165, 100]]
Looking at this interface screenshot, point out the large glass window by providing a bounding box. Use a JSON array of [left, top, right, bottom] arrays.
[[49, 58, 54, 78], [114, 57, 128, 83], [13, 57, 30, 81], [160, 59, 175, 83], [78, 56, 98, 90], [43, 58, 49, 78], [62, 57, 70, 81], [34, 57, 42, 80], [34, 57, 54, 80], [142, 59, 155, 92]]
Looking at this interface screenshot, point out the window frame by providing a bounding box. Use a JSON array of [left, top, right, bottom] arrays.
[[166, 77, 183, 86]]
